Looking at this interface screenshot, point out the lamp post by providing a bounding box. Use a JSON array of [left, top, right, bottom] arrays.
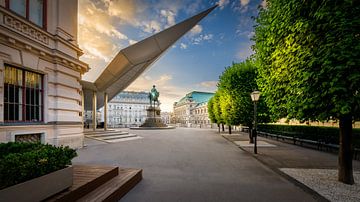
[[250, 90, 261, 154]]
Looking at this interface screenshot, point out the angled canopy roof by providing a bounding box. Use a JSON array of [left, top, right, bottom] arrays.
[[82, 5, 217, 110]]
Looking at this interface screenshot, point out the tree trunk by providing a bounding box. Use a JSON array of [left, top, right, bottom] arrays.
[[218, 124, 220, 133], [338, 115, 354, 184], [248, 124, 253, 143], [229, 125, 232, 134], [222, 124, 225, 132]]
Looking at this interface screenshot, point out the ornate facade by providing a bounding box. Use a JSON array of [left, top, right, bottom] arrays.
[[173, 91, 214, 127], [0, 0, 88, 148], [98, 91, 149, 128]]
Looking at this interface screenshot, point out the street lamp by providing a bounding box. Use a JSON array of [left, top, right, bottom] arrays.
[[250, 90, 261, 154]]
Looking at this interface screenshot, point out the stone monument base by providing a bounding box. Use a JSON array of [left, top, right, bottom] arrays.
[[130, 106, 175, 130]]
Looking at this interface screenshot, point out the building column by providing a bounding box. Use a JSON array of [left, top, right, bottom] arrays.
[[92, 91, 97, 131], [104, 92, 108, 131], [81, 90, 84, 127]]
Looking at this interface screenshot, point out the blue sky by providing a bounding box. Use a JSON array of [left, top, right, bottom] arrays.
[[79, 0, 266, 111]]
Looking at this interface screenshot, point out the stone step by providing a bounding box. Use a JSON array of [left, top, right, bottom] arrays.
[[86, 132, 129, 138], [84, 130, 119, 135], [105, 136, 143, 143], [102, 134, 137, 140]]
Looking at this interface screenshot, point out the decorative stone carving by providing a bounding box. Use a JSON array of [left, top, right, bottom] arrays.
[[3, 15, 49, 45]]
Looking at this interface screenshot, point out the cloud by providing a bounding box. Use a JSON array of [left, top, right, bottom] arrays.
[[106, 0, 146, 26], [190, 24, 203, 36], [191, 34, 214, 45], [79, 0, 135, 81], [240, 0, 250, 6], [79, 1, 129, 40], [180, 43, 188, 49], [199, 81, 218, 88], [185, 0, 202, 14], [217, 0, 230, 10], [160, 9, 176, 27], [236, 30, 255, 39], [142, 20, 162, 33]]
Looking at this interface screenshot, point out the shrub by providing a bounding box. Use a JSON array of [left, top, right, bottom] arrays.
[[257, 124, 360, 148], [0, 142, 77, 190]]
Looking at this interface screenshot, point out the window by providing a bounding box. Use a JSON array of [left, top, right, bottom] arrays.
[[4, 65, 43, 122], [6, 0, 47, 28], [9, 0, 26, 17]]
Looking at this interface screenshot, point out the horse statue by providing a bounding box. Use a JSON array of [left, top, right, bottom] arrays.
[[149, 85, 160, 107]]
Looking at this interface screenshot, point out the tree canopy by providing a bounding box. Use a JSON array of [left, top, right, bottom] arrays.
[[253, 0, 360, 184], [217, 59, 270, 128], [253, 0, 360, 122]]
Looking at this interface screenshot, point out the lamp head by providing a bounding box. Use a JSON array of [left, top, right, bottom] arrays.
[[251, 90, 261, 102]]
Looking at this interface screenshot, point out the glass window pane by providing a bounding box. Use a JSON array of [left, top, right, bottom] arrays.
[[9, 104, 14, 121], [4, 103, 8, 121], [29, 0, 43, 27], [4, 65, 42, 122], [10, 0, 26, 17], [8, 84, 14, 103], [4, 84, 8, 103], [26, 105, 31, 121]]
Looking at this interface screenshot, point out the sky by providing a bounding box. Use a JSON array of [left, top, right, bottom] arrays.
[[79, 0, 266, 112]]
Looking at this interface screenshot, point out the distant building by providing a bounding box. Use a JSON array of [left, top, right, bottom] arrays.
[[98, 91, 149, 128], [173, 91, 214, 127], [160, 112, 172, 124]]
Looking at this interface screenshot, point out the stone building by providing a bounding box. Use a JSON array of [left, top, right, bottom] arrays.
[[173, 91, 214, 127], [160, 111, 172, 125], [0, 0, 88, 148], [98, 91, 149, 128], [191, 102, 211, 126]]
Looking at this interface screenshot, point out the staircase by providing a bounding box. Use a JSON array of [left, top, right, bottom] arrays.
[[46, 165, 142, 202], [84, 130, 141, 143]]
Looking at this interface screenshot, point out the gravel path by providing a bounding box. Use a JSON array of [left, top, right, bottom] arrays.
[[281, 168, 360, 202]]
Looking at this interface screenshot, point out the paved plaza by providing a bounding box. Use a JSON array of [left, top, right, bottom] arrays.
[[74, 128, 317, 202]]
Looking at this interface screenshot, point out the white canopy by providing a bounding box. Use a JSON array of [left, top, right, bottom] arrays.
[[82, 5, 217, 110]]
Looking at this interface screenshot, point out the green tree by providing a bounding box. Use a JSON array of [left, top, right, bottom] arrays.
[[213, 91, 225, 132], [219, 91, 235, 134], [208, 97, 221, 132], [218, 60, 270, 139], [208, 97, 216, 123], [253, 0, 360, 184]]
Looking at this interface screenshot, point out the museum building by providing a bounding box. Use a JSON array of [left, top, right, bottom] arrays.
[[0, 0, 88, 148]]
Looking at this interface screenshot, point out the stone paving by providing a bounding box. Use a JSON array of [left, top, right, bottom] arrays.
[[222, 131, 360, 201], [74, 128, 317, 202]]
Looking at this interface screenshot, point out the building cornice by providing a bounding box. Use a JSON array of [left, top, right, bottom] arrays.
[[0, 7, 89, 74]]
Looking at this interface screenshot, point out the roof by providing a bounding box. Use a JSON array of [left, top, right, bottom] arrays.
[[82, 6, 217, 110], [175, 91, 214, 107]]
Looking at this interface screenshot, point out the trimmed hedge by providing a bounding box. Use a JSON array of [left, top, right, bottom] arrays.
[[0, 142, 77, 190], [258, 124, 360, 148]]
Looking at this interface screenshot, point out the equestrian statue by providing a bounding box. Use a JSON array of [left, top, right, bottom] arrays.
[[149, 85, 160, 107]]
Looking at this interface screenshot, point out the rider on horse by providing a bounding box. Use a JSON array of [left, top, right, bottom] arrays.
[[149, 85, 160, 107]]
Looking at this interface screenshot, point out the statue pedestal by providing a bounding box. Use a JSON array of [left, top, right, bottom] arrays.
[[139, 106, 167, 128]]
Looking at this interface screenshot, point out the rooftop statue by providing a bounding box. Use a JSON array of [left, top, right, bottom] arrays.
[[149, 85, 160, 107]]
